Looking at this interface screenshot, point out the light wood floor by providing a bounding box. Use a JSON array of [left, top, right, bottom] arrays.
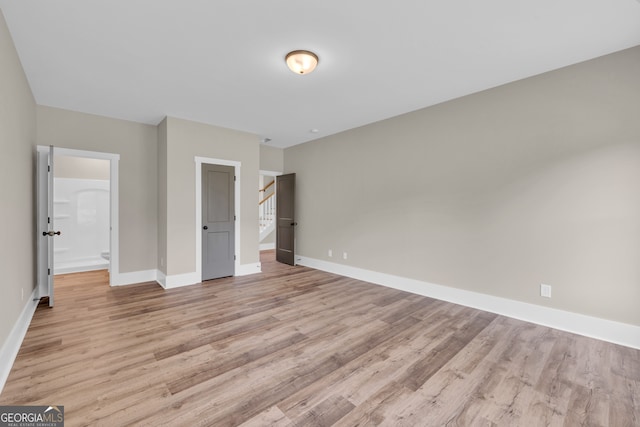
[[1, 251, 638, 426]]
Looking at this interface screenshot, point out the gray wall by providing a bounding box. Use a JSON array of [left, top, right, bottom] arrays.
[[260, 145, 284, 172], [0, 10, 36, 350], [285, 46, 640, 326], [261, 229, 275, 246], [36, 106, 158, 274], [163, 116, 260, 275]]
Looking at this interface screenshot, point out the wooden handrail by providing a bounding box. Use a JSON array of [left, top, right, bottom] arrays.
[[259, 180, 275, 193], [259, 191, 275, 206]]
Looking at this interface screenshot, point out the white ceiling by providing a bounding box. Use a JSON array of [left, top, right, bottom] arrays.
[[2, 1, 640, 148]]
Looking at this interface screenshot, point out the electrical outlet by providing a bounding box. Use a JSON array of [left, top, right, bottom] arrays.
[[343, 252, 348, 260], [160, 257, 164, 267], [328, 249, 332, 258], [540, 284, 552, 298]]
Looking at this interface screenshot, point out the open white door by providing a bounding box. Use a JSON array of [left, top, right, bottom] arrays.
[[37, 145, 58, 307]]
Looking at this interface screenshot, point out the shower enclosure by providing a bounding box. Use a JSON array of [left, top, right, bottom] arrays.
[[54, 177, 110, 274]]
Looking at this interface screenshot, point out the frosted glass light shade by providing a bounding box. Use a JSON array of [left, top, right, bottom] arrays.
[[285, 50, 319, 75]]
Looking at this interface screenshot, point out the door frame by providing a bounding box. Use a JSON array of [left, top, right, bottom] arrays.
[[259, 170, 282, 177], [195, 156, 241, 282], [259, 170, 281, 251], [37, 146, 120, 286]]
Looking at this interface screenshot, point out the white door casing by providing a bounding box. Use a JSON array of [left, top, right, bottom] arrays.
[[195, 157, 241, 282], [201, 163, 235, 280]]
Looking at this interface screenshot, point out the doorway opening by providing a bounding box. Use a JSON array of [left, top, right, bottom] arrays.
[[37, 146, 119, 300], [259, 170, 280, 251], [53, 155, 111, 275]]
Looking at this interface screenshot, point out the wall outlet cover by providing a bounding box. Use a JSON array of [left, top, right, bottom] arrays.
[[540, 284, 552, 298]]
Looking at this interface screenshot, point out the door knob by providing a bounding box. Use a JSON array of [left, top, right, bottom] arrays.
[[290, 222, 297, 226], [42, 231, 61, 236], [203, 226, 208, 230]]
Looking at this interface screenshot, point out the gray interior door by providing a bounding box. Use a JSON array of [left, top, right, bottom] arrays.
[[276, 173, 296, 265], [202, 164, 235, 280]]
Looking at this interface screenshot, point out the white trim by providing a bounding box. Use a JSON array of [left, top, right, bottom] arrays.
[[157, 263, 261, 288], [195, 156, 242, 282], [259, 169, 282, 177], [157, 270, 167, 288], [259, 243, 275, 251], [39, 146, 120, 162], [54, 263, 109, 275], [156, 263, 260, 289], [162, 272, 200, 289], [109, 155, 119, 282], [110, 269, 158, 286], [236, 263, 262, 276], [38, 146, 121, 288], [0, 289, 39, 394], [296, 256, 640, 350]]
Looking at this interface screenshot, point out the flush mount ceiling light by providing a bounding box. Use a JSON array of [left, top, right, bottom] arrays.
[[285, 50, 319, 75]]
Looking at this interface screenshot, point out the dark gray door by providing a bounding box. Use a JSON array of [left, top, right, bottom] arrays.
[[276, 173, 296, 265], [202, 164, 235, 280]]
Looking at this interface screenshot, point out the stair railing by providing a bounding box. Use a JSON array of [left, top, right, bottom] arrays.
[[259, 191, 276, 234]]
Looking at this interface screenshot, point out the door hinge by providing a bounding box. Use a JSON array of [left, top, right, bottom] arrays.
[[234, 175, 236, 182], [234, 255, 236, 261], [234, 215, 236, 221], [48, 217, 50, 224], [48, 165, 50, 172], [48, 268, 50, 276]]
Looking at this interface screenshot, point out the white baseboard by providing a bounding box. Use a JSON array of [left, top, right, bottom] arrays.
[[162, 272, 200, 289], [296, 256, 640, 350], [236, 263, 262, 276], [259, 243, 275, 251], [54, 262, 109, 275], [0, 289, 39, 395], [157, 270, 167, 288], [110, 269, 158, 286], [159, 263, 262, 289]]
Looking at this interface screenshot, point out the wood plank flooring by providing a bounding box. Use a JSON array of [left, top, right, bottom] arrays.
[[1, 250, 639, 426]]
